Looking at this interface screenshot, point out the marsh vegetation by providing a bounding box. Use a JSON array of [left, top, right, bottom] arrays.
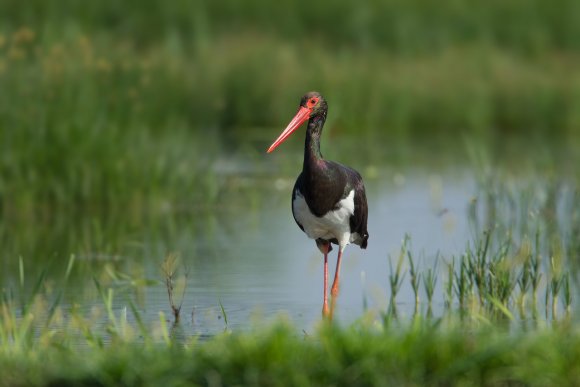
[[1, 0, 580, 385]]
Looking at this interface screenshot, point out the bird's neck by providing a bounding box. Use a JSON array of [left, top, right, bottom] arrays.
[[303, 116, 325, 171]]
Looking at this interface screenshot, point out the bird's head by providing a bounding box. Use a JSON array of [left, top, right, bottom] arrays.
[[300, 91, 327, 120], [267, 91, 327, 153]]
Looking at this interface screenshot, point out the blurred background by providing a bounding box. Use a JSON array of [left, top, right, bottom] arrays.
[[1, 0, 579, 331], [1, 0, 579, 212]]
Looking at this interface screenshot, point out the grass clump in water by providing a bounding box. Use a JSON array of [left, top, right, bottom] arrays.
[[161, 252, 188, 323]]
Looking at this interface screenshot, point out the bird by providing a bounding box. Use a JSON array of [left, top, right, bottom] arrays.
[[267, 91, 369, 318]]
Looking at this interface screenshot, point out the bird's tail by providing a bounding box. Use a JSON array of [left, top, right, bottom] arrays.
[[361, 232, 369, 249]]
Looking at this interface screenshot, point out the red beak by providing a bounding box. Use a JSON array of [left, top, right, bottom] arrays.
[[267, 106, 312, 153]]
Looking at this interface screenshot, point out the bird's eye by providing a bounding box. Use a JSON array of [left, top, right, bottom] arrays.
[[307, 98, 318, 108]]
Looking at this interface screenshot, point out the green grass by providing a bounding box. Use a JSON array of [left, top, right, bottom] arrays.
[[2, 0, 580, 217], [1, 2, 580, 384], [2, 317, 580, 386], [2, 0, 580, 54], [3, 24, 580, 140]]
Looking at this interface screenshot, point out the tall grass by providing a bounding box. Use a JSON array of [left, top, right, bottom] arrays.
[[2, 1, 580, 218], [1, 10, 578, 155], [2, 0, 580, 54], [3, 28, 580, 141]]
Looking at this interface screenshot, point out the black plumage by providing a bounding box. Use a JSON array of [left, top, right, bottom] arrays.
[[267, 91, 369, 317], [290, 92, 369, 251]]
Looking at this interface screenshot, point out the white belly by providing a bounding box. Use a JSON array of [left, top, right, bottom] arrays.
[[292, 189, 358, 249]]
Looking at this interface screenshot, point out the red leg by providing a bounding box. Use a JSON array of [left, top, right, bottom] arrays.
[[322, 250, 329, 317], [331, 248, 343, 297], [328, 248, 343, 320]]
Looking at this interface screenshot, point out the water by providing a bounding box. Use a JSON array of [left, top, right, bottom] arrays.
[[1, 149, 577, 337], [107, 168, 480, 335]]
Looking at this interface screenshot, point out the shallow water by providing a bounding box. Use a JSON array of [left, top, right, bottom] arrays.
[[113, 168, 478, 335], [1, 146, 577, 337]]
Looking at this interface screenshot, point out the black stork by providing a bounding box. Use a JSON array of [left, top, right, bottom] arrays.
[[267, 91, 369, 318]]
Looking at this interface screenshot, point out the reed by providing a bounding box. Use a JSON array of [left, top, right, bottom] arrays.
[[407, 250, 421, 309], [161, 253, 188, 322], [422, 254, 438, 307], [388, 235, 408, 305]]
